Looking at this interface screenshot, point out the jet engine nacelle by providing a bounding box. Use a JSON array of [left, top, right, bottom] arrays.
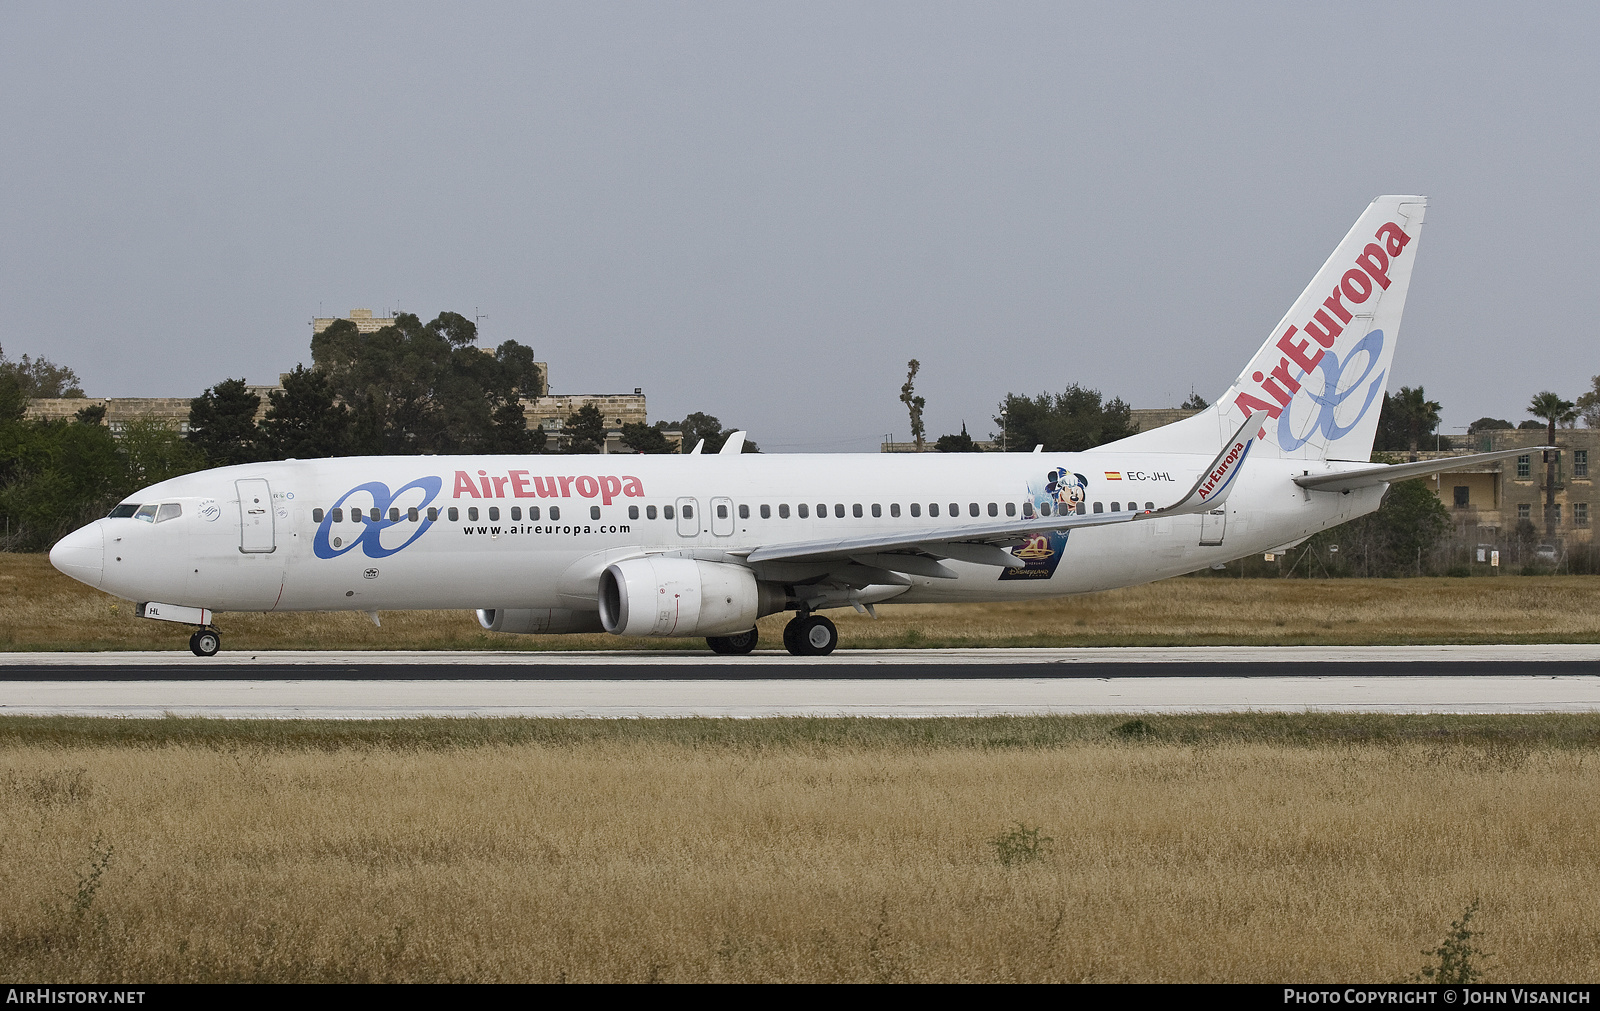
[[476, 608, 605, 634], [598, 557, 782, 637]]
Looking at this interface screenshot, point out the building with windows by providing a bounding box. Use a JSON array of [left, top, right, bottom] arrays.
[[1405, 428, 1597, 546]]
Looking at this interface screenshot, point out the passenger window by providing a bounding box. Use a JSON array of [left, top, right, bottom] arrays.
[[510, 507, 521, 521], [590, 506, 601, 520], [871, 504, 881, 518], [629, 505, 640, 520], [155, 502, 182, 523], [929, 503, 939, 517], [682, 505, 693, 519], [134, 504, 158, 522], [646, 505, 657, 520], [1022, 502, 1034, 518], [950, 503, 959, 518], [1145, 502, 1154, 511], [798, 504, 809, 518], [529, 506, 541, 521], [108, 503, 140, 518], [389, 507, 401, 522], [370, 508, 380, 522], [1093, 502, 1103, 513], [1040, 502, 1052, 517], [1005, 502, 1015, 517], [1111, 502, 1120, 512], [664, 505, 675, 520], [716, 504, 728, 519], [330, 507, 343, 522], [350, 510, 361, 523], [448, 507, 459, 521], [313, 508, 325, 523], [739, 504, 749, 519], [890, 503, 900, 517], [760, 504, 771, 519], [987, 503, 997, 517], [1076, 503, 1086, 515], [817, 503, 827, 518], [488, 507, 499, 521], [852, 504, 863, 518], [779, 504, 790, 518], [550, 506, 561, 521], [911, 503, 921, 517], [427, 508, 438, 521], [408, 507, 419, 522], [468, 508, 480, 521]]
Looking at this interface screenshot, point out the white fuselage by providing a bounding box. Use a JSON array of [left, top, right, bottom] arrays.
[[51, 451, 1384, 623]]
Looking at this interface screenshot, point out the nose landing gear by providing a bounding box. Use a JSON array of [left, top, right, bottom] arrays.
[[188, 627, 221, 657], [783, 613, 838, 656]]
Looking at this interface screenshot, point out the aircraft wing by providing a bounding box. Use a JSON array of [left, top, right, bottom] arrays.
[[742, 411, 1268, 576], [1293, 446, 1551, 493]]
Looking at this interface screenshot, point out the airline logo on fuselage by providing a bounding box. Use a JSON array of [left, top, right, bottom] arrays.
[[313, 477, 443, 559], [1233, 220, 1410, 449], [452, 470, 644, 505]]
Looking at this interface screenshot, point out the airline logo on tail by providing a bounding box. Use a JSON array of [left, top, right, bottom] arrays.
[[1233, 220, 1413, 446]]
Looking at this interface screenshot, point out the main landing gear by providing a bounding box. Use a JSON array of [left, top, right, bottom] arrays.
[[783, 613, 838, 657], [189, 627, 221, 657], [707, 628, 759, 655]]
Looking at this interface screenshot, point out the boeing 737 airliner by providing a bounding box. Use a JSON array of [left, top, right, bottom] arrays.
[[50, 195, 1532, 657]]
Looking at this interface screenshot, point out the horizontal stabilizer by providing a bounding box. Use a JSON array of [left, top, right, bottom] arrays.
[[1293, 447, 1551, 493]]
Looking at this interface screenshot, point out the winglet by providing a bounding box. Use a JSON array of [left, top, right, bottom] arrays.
[[689, 439, 704, 455], [719, 431, 746, 455], [1158, 409, 1266, 515]]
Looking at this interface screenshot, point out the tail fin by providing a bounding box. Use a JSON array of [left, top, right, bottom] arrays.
[[1099, 195, 1427, 461]]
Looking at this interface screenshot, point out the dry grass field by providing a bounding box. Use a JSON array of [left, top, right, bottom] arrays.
[[3, 551, 1600, 651], [1, 715, 1597, 982]]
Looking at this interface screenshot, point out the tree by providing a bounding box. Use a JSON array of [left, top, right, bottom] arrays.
[[256, 365, 351, 460], [187, 378, 261, 467], [935, 422, 982, 453], [118, 414, 205, 487], [900, 360, 927, 452], [0, 347, 85, 399], [1528, 390, 1577, 541], [663, 412, 761, 453], [620, 422, 674, 454], [1467, 417, 1513, 434], [994, 386, 1135, 453], [1181, 390, 1209, 410], [563, 404, 607, 454], [0, 419, 125, 551], [310, 312, 542, 455], [1578, 375, 1600, 429], [1373, 386, 1441, 452], [73, 403, 107, 426]]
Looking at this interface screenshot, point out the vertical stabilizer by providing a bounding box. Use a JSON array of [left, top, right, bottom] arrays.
[[1096, 195, 1426, 460]]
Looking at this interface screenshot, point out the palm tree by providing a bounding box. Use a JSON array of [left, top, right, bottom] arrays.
[[1528, 391, 1578, 541]]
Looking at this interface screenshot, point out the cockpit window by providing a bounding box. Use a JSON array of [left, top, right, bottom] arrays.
[[133, 504, 158, 522], [155, 503, 182, 523], [108, 503, 140, 518]]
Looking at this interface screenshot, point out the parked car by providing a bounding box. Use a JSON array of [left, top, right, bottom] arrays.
[[1534, 543, 1561, 564]]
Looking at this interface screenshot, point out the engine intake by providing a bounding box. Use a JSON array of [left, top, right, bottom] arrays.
[[598, 557, 781, 637]]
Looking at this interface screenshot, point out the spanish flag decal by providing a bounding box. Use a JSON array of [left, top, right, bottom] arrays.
[[1103, 471, 1122, 481]]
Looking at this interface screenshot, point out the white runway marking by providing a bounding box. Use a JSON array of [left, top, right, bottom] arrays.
[[3, 675, 1600, 718], [4, 644, 1600, 666]]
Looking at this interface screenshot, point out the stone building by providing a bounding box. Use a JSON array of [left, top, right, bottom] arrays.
[[23, 308, 664, 453], [1406, 428, 1596, 547]]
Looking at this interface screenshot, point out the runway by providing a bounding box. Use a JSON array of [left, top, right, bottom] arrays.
[[3, 646, 1600, 717]]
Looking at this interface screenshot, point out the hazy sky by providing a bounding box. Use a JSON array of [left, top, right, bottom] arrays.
[[2, 2, 1595, 451]]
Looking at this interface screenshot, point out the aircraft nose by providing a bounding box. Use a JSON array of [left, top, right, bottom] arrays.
[[50, 521, 104, 588]]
